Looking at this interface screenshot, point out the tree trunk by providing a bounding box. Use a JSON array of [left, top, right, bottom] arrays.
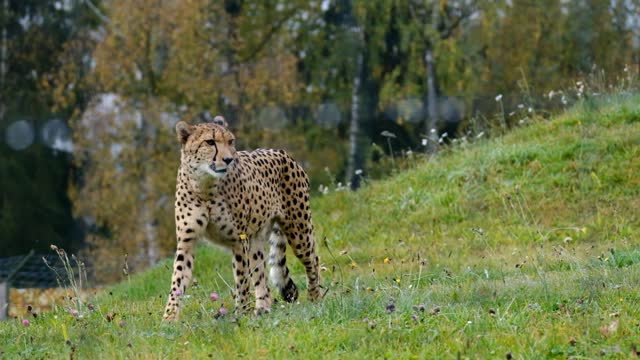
[[224, 5, 243, 129], [145, 133, 158, 266], [425, 4, 440, 154], [0, 0, 8, 123], [142, 180, 158, 267], [425, 47, 439, 154], [139, 110, 158, 267], [0, 281, 7, 321], [346, 39, 363, 189]]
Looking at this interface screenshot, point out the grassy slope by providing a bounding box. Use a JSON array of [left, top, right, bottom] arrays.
[[2, 95, 640, 359]]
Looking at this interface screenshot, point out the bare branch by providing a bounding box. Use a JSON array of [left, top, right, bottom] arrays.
[[439, 3, 478, 39], [83, 0, 109, 24], [238, 7, 299, 63]]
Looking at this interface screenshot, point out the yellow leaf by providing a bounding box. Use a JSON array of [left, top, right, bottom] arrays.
[[60, 322, 69, 341]]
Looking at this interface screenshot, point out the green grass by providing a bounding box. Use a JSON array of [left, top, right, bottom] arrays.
[[2, 94, 640, 359]]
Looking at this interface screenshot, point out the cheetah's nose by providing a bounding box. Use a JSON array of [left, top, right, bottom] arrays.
[[222, 157, 234, 165]]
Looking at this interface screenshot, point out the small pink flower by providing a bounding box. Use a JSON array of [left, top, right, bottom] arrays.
[[219, 307, 228, 316], [173, 290, 182, 296], [210, 292, 219, 301], [22, 319, 30, 326], [69, 309, 79, 317]]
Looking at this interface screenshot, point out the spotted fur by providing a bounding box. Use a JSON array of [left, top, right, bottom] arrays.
[[163, 116, 322, 321]]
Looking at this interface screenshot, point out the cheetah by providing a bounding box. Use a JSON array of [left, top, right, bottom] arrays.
[[163, 116, 322, 321]]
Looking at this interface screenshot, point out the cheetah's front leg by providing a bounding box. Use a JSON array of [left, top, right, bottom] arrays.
[[232, 239, 252, 314], [249, 238, 271, 315], [163, 207, 207, 321]]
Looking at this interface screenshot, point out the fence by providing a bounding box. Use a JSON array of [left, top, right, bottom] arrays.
[[0, 251, 68, 320]]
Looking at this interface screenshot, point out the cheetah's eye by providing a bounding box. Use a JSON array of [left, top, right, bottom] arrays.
[[205, 139, 215, 146], [228, 139, 234, 146]]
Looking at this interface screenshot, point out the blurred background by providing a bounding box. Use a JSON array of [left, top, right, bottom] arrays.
[[0, 0, 639, 286]]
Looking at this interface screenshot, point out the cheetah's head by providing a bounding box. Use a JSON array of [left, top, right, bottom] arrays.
[[175, 116, 237, 181]]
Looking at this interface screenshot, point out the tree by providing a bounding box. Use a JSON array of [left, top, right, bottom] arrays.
[[0, 0, 101, 256], [303, 0, 477, 182]]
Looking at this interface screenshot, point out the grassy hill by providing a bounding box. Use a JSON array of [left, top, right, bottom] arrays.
[[2, 95, 640, 359]]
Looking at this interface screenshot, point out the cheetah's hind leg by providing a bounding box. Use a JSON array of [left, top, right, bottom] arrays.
[[268, 224, 298, 303]]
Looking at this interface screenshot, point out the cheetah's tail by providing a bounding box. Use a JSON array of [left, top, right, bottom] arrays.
[[268, 225, 298, 303]]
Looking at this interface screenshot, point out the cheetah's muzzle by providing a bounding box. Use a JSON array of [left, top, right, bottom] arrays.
[[209, 163, 227, 174]]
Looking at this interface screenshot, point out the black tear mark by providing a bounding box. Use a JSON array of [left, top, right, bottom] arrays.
[[212, 129, 219, 163]]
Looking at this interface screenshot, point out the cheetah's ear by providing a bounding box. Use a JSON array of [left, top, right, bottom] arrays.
[[175, 121, 193, 145], [212, 115, 228, 128]]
